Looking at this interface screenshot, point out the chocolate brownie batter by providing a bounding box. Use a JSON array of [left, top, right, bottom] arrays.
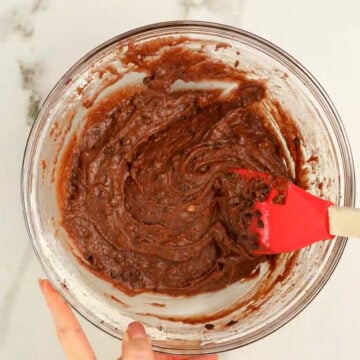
[[58, 38, 301, 296]]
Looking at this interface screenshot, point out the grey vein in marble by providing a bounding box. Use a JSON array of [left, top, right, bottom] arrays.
[[0, 0, 48, 125], [0, 0, 48, 40], [31, 0, 49, 14], [0, 8, 34, 39], [19, 61, 43, 125], [0, 245, 33, 351]]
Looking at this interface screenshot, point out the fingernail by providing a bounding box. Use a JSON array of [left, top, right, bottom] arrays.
[[127, 322, 147, 340]]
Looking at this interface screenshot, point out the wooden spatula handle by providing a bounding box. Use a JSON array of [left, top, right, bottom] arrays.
[[328, 206, 360, 238]]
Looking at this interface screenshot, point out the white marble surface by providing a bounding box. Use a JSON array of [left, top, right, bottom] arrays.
[[0, 0, 359, 359]]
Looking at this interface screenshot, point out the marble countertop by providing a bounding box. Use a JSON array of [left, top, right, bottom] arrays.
[[1, 0, 359, 359]]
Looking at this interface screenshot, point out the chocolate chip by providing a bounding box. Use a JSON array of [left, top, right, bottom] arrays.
[[143, 76, 151, 85], [85, 253, 94, 264], [254, 210, 261, 218], [140, 114, 151, 124], [61, 282, 68, 290], [272, 194, 286, 204], [244, 212, 253, 219], [294, 137, 301, 146], [250, 234, 259, 249], [226, 320, 238, 327], [126, 162, 132, 171]]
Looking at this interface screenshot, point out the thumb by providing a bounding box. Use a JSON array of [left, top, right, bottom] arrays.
[[121, 322, 155, 360]]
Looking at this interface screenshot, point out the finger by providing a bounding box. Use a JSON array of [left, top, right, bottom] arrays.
[[121, 322, 155, 360], [38, 279, 96, 360]]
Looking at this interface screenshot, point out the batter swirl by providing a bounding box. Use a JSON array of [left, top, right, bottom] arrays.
[[58, 39, 300, 295]]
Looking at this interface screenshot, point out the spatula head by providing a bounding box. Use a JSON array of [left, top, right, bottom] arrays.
[[232, 169, 335, 254]]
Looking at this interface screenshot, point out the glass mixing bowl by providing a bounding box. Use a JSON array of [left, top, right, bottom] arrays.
[[22, 21, 355, 355]]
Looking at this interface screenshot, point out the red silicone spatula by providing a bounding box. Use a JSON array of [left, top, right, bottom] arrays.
[[233, 168, 360, 254]]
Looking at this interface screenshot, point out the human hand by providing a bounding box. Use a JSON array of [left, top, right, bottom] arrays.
[[39, 279, 218, 360]]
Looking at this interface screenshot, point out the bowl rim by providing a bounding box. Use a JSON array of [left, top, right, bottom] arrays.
[[21, 20, 356, 355]]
